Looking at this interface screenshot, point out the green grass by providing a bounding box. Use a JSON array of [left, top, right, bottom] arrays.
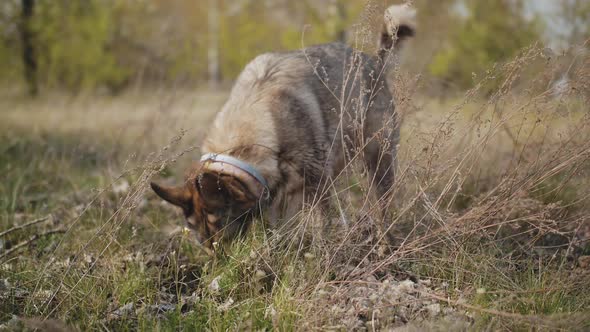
[[0, 127, 309, 329], [1, 90, 589, 331]]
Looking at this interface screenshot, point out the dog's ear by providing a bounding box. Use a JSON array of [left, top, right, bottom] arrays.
[[197, 172, 258, 209], [150, 182, 192, 210]]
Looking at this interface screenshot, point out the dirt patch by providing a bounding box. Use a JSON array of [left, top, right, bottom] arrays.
[[308, 276, 472, 330]]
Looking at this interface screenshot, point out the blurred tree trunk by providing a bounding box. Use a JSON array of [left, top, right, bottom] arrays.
[[563, 0, 590, 45], [208, 0, 220, 87], [330, 0, 347, 43], [21, 0, 37, 96]]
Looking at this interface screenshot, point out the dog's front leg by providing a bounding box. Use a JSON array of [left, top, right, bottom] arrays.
[[268, 187, 305, 230]]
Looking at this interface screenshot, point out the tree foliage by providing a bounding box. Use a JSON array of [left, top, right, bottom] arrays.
[[33, 0, 129, 92], [0, 0, 581, 94], [558, 0, 590, 45], [0, 1, 22, 82], [429, 0, 541, 90], [0, 0, 366, 92]]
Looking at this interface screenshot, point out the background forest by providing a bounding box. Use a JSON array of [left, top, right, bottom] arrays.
[[1, 0, 588, 95]]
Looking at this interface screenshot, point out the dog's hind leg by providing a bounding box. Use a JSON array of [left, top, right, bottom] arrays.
[[362, 103, 399, 210], [360, 109, 402, 248], [364, 139, 396, 209]]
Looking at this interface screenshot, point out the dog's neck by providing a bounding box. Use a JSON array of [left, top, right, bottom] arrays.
[[201, 143, 280, 193], [200, 153, 269, 199], [202, 108, 281, 193]]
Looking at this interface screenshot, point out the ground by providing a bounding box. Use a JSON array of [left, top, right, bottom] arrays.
[[0, 79, 589, 331]]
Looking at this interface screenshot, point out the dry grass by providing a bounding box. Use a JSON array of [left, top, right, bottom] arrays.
[[1, 22, 590, 332]]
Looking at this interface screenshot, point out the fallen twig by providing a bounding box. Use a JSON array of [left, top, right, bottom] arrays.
[[0, 229, 65, 261], [0, 215, 52, 238]]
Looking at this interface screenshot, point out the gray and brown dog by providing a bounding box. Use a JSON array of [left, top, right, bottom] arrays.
[[151, 4, 416, 250]]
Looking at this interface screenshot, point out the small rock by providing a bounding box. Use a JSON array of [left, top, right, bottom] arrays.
[[181, 292, 200, 308], [158, 291, 175, 303], [138, 303, 176, 316], [254, 269, 266, 280], [156, 303, 176, 313], [420, 279, 431, 286], [109, 303, 134, 320], [55, 257, 71, 269], [0, 279, 10, 291], [369, 293, 379, 302], [217, 297, 234, 312], [208, 276, 221, 294], [366, 275, 378, 283], [265, 304, 277, 319], [34, 290, 53, 302], [73, 204, 86, 215], [398, 279, 416, 293], [112, 180, 130, 194], [425, 303, 441, 317], [83, 253, 94, 265]]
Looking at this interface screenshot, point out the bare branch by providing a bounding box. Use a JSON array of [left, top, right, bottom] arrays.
[[0, 215, 51, 238], [0, 229, 65, 261]]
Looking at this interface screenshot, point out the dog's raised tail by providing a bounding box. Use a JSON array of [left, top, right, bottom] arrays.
[[379, 3, 416, 61]]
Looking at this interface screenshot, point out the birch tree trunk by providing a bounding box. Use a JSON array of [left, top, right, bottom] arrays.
[[330, 0, 347, 43], [21, 0, 37, 96], [208, 0, 220, 88]]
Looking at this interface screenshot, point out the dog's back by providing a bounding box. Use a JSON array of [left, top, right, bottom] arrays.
[[203, 35, 411, 198]]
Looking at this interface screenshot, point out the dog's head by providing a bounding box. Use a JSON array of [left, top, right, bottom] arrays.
[[150, 162, 264, 251]]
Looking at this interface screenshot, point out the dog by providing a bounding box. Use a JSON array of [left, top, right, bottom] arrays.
[[151, 4, 416, 251]]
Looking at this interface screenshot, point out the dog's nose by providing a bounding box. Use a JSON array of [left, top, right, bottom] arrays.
[[188, 229, 215, 256], [195, 236, 215, 256]]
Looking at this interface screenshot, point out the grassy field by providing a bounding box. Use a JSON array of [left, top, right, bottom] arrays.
[[1, 55, 590, 330]]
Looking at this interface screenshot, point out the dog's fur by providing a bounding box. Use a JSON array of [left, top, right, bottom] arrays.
[[151, 4, 416, 249]]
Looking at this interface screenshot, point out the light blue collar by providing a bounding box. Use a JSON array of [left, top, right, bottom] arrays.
[[200, 153, 269, 190]]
